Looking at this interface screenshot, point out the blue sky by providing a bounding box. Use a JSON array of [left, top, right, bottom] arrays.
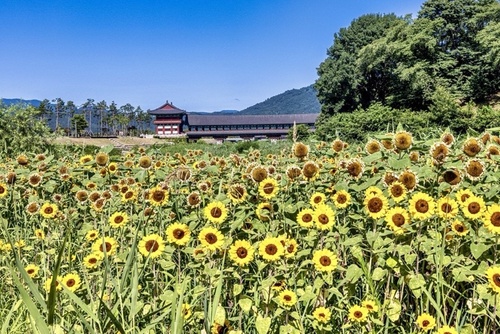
[[0, 0, 424, 112]]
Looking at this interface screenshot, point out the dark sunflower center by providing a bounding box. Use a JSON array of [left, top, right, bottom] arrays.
[[422, 320, 430, 327], [314, 196, 322, 204], [100, 242, 112, 252], [441, 203, 452, 213], [302, 214, 312, 223], [415, 199, 429, 213], [145, 240, 160, 252], [368, 198, 383, 213], [493, 274, 500, 287], [210, 207, 222, 218], [318, 312, 325, 318], [320, 255, 331, 266], [27, 269, 34, 274], [66, 279, 75, 287], [443, 170, 460, 185], [337, 194, 347, 203], [232, 187, 245, 199], [125, 192, 133, 199], [284, 295, 292, 301], [153, 191, 165, 201], [468, 202, 480, 214], [89, 258, 97, 264], [318, 214, 329, 224], [173, 229, 185, 239], [455, 224, 465, 232], [491, 212, 500, 227], [467, 162, 483, 176], [265, 244, 277, 255], [461, 194, 470, 202], [263, 183, 274, 194], [236, 247, 248, 258], [354, 311, 362, 318], [205, 233, 217, 244], [391, 186, 403, 197], [392, 213, 405, 227], [287, 244, 295, 253], [45, 207, 53, 214], [114, 216, 124, 224], [347, 163, 362, 176]]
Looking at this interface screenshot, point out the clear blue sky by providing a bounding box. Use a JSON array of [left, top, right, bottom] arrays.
[[0, 0, 424, 112]]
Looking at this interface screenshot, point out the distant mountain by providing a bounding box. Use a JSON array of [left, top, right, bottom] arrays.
[[238, 85, 320, 115], [0, 98, 41, 107]]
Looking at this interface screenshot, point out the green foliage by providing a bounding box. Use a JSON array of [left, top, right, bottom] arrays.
[[234, 141, 260, 153], [70, 114, 88, 134], [0, 103, 54, 157], [287, 124, 311, 141]]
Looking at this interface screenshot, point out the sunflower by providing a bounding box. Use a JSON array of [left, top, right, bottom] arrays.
[[312, 306, 331, 323], [176, 167, 192, 182], [25, 264, 39, 278], [302, 161, 320, 181], [416, 313, 436, 331], [256, 202, 273, 221], [148, 186, 169, 206], [203, 201, 228, 224], [39, 202, 58, 219], [487, 144, 500, 158], [199, 226, 225, 251], [250, 165, 268, 182], [61, 273, 81, 292], [393, 131, 412, 151], [362, 300, 379, 313], [383, 172, 398, 186], [88, 191, 100, 203], [181, 303, 192, 320], [258, 178, 279, 200], [109, 211, 129, 228], [138, 155, 152, 169], [455, 188, 474, 206], [259, 237, 284, 261], [441, 132, 455, 146], [138, 234, 165, 259], [186, 191, 201, 208], [166, 222, 191, 246], [283, 238, 298, 258], [6, 171, 16, 185], [486, 267, 500, 293], [429, 142, 449, 164], [108, 162, 118, 173], [34, 229, 45, 240], [83, 252, 103, 269], [436, 197, 459, 219], [451, 220, 469, 236], [227, 184, 247, 204], [229, 239, 255, 266], [483, 204, 500, 234], [365, 139, 381, 154], [365, 186, 383, 197], [95, 152, 109, 166], [79, 154, 93, 165], [385, 207, 410, 235], [297, 208, 315, 228], [463, 137, 482, 157], [346, 158, 365, 179], [364, 193, 389, 220], [313, 204, 336, 230], [409, 151, 420, 162], [348, 305, 368, 322], [310, 192, 326, 207], [398, 170, 418, 192], [465, 159, 485, 181], [437, 325, 458, 334], [44, 276, 63, 292], [332, 190, 351, 208], [85, 229, 99, 242], [293, 142, 309, 158], [442, 169, 462, 186], [92, 236, 119, 256], [408, 192, 435, 220], [75, 190, 89, 203], [28, 173, 42, 187], [286, 166, 302, 181], [278, 290, 297, 308], [26, 202, 40, 215], [388, 181, 407, 203], [312, 249, 338, 272], [462, 195, 485, 220]]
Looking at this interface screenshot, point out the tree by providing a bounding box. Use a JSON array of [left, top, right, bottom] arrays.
[[52, 97, 65, 131], [96, 100, 108, 134], [37, 99, 52, 123], [65, 100, 77, 133], [71, 114, 88, 136], [315, 13, 402, 119], [81, 99, 95, 134]]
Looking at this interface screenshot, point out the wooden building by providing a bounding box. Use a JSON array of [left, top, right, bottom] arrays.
[[148, 101, 318, 141]]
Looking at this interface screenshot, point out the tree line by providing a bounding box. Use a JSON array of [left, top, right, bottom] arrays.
[[314, 0, 500, 141], [36, 98, 153, 136]]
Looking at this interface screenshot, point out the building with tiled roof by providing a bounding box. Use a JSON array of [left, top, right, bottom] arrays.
[[148, 101, 318, 141]]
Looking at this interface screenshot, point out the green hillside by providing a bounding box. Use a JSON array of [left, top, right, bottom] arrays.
[[238, 85, 320, 115]]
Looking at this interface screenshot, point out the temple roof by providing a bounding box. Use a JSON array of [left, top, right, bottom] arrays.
[[148, 101, 187, 115], [186, 113, 318, 126]]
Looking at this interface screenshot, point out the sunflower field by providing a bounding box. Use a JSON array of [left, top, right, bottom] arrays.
[[1, 128, 500, 334]]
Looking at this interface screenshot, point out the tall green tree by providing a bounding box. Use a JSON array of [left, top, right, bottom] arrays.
[[96, 100, 108, 134], [315, 13, 402, 119], [71, 114, 88, 136], [52, 97, 65, 131]]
